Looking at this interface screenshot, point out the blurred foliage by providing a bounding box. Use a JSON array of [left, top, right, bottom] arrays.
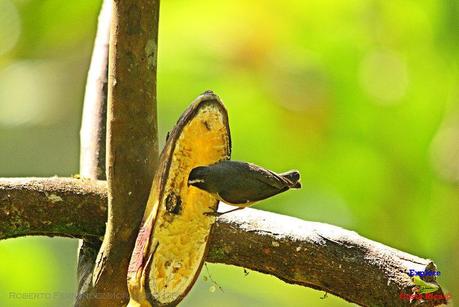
[[0, 0, 458, 306]]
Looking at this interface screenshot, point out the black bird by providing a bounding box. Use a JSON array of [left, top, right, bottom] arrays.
[[188, 161, 301, 212]]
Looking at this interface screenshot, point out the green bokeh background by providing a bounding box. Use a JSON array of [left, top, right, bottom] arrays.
[[0, 0, 458, 306]]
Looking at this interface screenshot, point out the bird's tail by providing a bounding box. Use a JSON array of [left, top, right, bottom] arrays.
[[280, 170, 301, 189]]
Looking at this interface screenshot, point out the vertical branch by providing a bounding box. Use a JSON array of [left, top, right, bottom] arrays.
[[80, 0, 111, 181], [88, 0, 160, 305], [76, 0, 111, 305]]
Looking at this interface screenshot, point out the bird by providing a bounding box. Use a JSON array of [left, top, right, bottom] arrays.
[[188, 160, 301, 214]]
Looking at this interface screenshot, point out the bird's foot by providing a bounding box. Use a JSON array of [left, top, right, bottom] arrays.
[[203, 207, 245, 217]]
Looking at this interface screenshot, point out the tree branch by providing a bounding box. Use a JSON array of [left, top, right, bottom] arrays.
[[77, 0, 111, 303], [80, 0, 110, 181], [88, 0, 160, 305], [0, 177, 106, 240], [0, 177, 448, 306]]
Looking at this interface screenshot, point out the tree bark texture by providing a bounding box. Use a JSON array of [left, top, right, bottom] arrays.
[[86, 0, 161, 305], [77, 0, 111, 303]]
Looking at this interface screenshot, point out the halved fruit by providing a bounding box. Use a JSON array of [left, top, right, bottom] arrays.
[[127, 91, 231, 306]]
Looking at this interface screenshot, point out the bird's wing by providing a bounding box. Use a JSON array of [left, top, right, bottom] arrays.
[[246, 163, 291, 190]]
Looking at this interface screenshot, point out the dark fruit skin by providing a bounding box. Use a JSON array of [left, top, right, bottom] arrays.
[[188, 160, 301, 206]]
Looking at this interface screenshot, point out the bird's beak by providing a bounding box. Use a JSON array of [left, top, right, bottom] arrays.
[[187, 179, 204, 187]]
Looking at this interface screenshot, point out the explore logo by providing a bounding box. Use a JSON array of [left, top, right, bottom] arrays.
[[408, 269, 440, 277], [400, 292, 452, 301], [400, 273, 451, 303]]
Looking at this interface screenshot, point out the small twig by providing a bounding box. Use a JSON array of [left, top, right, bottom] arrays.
[[204, 263, 224, 293]]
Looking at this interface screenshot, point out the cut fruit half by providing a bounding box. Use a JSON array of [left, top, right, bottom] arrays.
[[127, 91, 231, 307]]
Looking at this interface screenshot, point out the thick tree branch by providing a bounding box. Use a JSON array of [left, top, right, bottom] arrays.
[[0, 178, 106, 240], [0, 178, 448, 306], [77, 0, 111, 303], [88, 0, 160, 305], [209, 204, 448, 307]]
